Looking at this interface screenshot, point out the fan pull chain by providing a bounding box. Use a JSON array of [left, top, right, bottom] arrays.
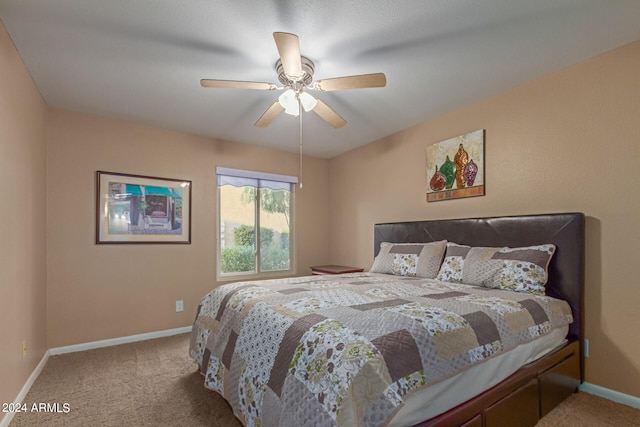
[[299, 99, 303, 189]]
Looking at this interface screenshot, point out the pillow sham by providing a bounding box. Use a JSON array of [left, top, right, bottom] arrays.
[[435, 242, 472, 283], [436, 242, 556, 295], [370, 240, 447, 278]]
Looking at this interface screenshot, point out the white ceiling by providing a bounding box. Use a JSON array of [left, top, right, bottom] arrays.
[[1, 1, 639, 159]]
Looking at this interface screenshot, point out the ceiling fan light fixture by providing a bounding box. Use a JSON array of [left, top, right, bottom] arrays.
[[201, 32, 385, 129], [278, 89, 299, 116], [299, 91, 317, 112]]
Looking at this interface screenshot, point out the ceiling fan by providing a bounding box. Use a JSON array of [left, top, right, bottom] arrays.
[[200, 32, 386, 129]]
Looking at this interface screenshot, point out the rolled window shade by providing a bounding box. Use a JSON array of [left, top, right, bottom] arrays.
[[216, 167, 297, 191]]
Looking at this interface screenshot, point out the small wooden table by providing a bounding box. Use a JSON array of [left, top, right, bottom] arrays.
[[310, 265, 364, 275]]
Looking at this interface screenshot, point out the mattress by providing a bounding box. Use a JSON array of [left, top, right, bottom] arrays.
[[190, 272, 573, 427], [388, 325, 568, 426]]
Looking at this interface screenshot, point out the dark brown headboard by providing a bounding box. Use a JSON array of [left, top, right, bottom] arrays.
[[374, 213, 585, 372]]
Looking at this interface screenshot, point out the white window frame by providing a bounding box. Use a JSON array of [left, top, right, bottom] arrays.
[[216, 167, 297, 281]]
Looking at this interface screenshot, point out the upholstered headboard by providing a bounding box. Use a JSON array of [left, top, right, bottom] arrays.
[[374, 212, 585, 368]]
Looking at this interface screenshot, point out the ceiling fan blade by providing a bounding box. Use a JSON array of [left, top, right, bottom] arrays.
[[312, 98, 346, 128], [314, 73, 386, 92], [254, 101, 284, 128], [200, 79, 277, 90], [273, 32, 302, 78]]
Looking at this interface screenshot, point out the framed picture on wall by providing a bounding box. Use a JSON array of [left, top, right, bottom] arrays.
[[96, 171, 192, 244], [426, 129, 485, 202]]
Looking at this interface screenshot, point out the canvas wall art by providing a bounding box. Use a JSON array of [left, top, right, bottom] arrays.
[[426, 129, 485, 202]]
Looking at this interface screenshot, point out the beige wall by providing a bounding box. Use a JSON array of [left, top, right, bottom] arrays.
[[46, 109, 331, 347], [0, 22, 48, 407], [329, 40, 640, 398]]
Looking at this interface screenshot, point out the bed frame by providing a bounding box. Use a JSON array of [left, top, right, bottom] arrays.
[[374, 212, 585, 427]]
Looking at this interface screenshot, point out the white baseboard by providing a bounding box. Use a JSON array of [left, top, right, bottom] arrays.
[[580, 382, 640, 409], [0, 350, 50, 427], [49, 325, 193, 355]]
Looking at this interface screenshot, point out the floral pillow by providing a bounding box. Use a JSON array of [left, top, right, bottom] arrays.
[[370, 241, 447, 278], [436, 243, 556, 295], [435, 243, 472, 283]]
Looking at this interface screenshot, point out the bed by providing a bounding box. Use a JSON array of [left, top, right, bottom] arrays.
[[190, 212, 584, 427]]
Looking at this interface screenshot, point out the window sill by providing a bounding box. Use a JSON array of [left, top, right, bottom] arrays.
[[216, 269, 297, 283]]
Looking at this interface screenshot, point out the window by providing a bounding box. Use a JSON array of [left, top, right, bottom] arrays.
[[217, 167, 297, 280]]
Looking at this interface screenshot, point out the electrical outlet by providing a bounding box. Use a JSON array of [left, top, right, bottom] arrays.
[[22, 340, 27, 358], [176, 300, 184, 312]]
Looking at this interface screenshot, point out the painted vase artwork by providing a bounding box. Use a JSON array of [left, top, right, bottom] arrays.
[[440, 155, 456, 189], [425, 130, 485, 202], [429, 165, 446, 192], [464, 159, 478, 186], [454, 144, 469, 189]]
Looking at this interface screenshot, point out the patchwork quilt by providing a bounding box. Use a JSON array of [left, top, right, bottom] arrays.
[[190, 273, 573, 427]]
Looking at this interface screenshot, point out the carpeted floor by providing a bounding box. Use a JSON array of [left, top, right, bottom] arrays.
[[536, 391, 640, 427], [10, 333, 241, 427], [9, 333, 640, 426]]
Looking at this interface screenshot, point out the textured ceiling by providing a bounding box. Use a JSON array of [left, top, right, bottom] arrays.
[[1, 0, 639, 158]]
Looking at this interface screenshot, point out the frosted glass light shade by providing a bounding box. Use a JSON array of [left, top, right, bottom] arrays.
[[278, 89, 299, 116], [299, 91, 317, 112]]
